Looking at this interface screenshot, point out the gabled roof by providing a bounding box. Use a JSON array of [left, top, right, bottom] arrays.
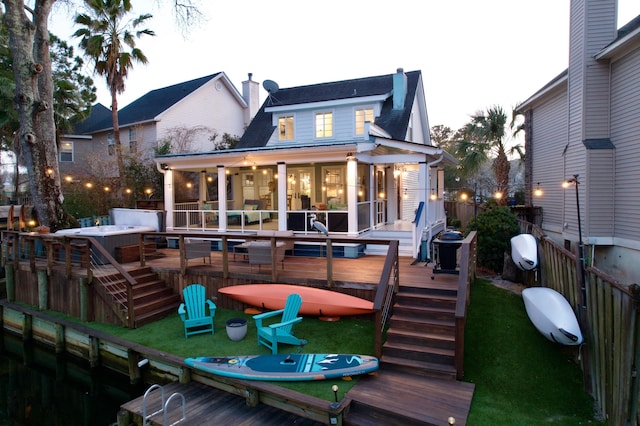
[[76, 72, 223, 133], [237, 70, 421, 149], [70, 103, 112, 134]]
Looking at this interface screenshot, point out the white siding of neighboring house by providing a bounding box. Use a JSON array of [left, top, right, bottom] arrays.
[[156, 78, 246, 152], [531, 88, 568, 235], [611, 47, 640, 243]]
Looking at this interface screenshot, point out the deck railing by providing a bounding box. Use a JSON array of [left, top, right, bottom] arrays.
[[2, 230, 140, 328], [517, 221, 640, 425], [372, 239, 399, 358], [454, 231, 477, 379]]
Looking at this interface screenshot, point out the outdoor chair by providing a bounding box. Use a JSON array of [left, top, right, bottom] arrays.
[[178, 284, 216, 339], [253, 293, 307, 354]]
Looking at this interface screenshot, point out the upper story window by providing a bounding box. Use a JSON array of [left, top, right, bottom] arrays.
[[107, 133, 115, 156], [278, 115, 294, 140], [315, 112, 333, 138], [60, 141, 73, 162], [355, 108, 374, 135], [129, 128, 137, 152]]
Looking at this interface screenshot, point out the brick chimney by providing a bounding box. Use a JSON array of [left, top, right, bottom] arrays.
[[392, 68, 407, 110], [242, 73, 260, 126]]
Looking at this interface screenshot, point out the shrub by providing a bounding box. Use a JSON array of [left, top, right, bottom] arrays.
[[467, 206, 519, 272]]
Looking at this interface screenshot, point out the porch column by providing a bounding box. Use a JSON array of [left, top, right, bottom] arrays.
[[346, 155, 358, 235], [277, 162, 287, 230], [164, 169, 175, 230], [217, 165, 228, 231], [369, 164, 376, 229]]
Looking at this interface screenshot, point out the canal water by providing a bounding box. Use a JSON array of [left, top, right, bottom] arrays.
[[0, 331, 145, 426]]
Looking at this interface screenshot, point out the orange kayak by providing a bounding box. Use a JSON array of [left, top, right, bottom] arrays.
[[219, 284, 374, 317]]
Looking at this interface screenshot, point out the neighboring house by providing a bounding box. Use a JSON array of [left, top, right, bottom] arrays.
[[61, 72, 257, 178], [155, 68, 457, 258], [517, 0, 640, 284]]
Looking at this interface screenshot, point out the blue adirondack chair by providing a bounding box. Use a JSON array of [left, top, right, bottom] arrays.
[[253, 293, 307, 354], [178, 284, 216, 339]]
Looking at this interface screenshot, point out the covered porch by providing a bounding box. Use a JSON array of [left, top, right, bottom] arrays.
[[156, 139, 455, 259]]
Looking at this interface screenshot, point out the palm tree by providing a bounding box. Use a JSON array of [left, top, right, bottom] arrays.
[[73, 0, 154, 185], [456, 105, 520, 206]]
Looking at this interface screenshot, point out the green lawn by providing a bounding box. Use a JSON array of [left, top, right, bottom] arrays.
[[70, 279, 602, 423], [464, 279, 602, 425]]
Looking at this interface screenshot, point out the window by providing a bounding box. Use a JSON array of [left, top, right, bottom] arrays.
[[107, 133, 115, 156], [60, 141, 73, 162], [278, 115, 294, 140], [315, 112, 333, 138], [129, 128, 137, 153], [355, 108, 374, 135]]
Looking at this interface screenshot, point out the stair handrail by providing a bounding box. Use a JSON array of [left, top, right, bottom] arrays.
[[454, 231, 477, 379], [372, 239, 400, 358]]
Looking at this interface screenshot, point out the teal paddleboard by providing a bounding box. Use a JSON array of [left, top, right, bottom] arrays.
[[184, 353, 378, 381]]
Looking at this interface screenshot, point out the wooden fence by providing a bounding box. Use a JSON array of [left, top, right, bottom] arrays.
[[519, 220, 640, 425]]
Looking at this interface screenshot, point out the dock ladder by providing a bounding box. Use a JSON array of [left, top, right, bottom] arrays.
[[142, 384, 186, 426]]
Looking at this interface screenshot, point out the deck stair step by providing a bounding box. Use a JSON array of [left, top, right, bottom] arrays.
[[96, 266, 180, 328], [344, 369, 473, 425], [377, 280, 459, 380]]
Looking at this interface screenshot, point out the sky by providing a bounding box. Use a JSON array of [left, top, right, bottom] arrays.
[[50, 0, 640, 133]]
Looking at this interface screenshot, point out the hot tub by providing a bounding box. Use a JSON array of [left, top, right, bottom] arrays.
[[56, 225, 156, 264]]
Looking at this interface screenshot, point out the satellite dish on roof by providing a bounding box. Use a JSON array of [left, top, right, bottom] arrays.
[[263, 79, 279, 94]]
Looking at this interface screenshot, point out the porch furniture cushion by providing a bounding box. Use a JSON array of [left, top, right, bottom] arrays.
[[184, 239, 211, 264], [247, 241, 286, 271]]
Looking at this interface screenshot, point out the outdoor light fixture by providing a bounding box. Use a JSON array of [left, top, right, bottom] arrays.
[[430, 188, 437, 201], [534, 182, 543, 197], [494, 191, 503, 200], [460, 193, 468, 201], [85, 183, 93, 189], [332, 384, 339, 402]]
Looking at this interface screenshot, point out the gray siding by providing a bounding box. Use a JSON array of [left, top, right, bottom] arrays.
[[531, 90, 568, 232], [611, 47, 640, 241], [585, 148, 615, 237]]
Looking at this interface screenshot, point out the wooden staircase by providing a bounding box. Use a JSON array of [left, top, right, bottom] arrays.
[[380, 282, 458, 380], [98, 266, 181, 328], [344, 279, 474, 425]]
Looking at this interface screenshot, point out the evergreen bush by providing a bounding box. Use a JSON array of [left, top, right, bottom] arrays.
[[467, 206, 519, 272]]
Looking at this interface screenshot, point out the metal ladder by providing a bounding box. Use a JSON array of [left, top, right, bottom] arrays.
[[142, 384, 186, 426]]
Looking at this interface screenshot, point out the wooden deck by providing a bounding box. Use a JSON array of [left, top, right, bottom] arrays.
[[123, 248, 474, 425], [121, 381, 325, 426], [140, 246, 459, 289]]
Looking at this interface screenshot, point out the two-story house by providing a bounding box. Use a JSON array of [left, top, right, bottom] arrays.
[[155, 68, 457, 259], [517, 0, 640, 284], [61, 72, 256, 179]]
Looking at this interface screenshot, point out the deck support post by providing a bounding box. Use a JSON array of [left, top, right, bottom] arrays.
[[179, 366, 191, 384], [55, 323, 65, 354], [116, 409, 130, 426], [79, 277, 88, 322], [89, 335, 100, 368], [37, 269, 48, 310], [22, 313, 32, 341], [5, 264, 14, 302], [245, 388, 259, 407], [127, 349, 142, 384]]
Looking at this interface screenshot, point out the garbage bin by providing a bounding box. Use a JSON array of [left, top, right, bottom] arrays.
[[433, 230, 463, 272]]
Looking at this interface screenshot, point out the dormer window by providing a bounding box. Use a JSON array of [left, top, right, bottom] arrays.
[[355, 108, 374, 135], [315, 112, 333, 138], [278, 115, 294, 140]]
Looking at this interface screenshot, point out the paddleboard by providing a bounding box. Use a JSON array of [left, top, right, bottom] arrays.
[[511, 234, 538, 271], [184, 353, 379, 381], [522, 287, 583, 345], [219, 284, 374, 317]]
